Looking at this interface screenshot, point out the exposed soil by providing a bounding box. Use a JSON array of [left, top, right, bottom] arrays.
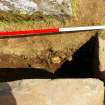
[[0, 36, 97, 82]]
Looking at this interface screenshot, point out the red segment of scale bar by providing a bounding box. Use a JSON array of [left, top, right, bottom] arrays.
[[0, 28, 59, 36]]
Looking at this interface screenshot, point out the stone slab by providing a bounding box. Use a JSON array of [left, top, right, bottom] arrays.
[[94, 36, 105, 81], [0, 79, 104, 105]]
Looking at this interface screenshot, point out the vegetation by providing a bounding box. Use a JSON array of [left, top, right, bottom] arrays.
[[0, 10, 72, 31]]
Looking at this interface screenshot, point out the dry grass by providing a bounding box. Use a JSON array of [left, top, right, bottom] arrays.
[[0, 0, 75, 31], [0, 11, 70, 31]]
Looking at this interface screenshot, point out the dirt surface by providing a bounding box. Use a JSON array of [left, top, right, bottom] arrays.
[[0, 31, 95, 72], [0, 0, 105, 72]]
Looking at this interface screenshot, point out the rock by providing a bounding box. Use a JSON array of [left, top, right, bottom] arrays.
[[99, 37, 105, 72], [94, 36, 105, 81], [51, 56, 61, 64], [0, 79, 104, 105], [0, 0, 72, 16]]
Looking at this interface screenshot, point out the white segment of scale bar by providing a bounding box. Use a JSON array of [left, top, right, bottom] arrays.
[[59, 26, 105, 32]]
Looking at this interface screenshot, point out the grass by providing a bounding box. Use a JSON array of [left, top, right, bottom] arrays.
[[71, 0, 77, 17], [0, 0, 75, 31], [0, 20, 63, 31], [0, 0, 104, 33], [0, 10, 72, 31]]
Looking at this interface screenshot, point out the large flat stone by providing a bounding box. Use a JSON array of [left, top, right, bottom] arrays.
[[0, 79, 104, 105]]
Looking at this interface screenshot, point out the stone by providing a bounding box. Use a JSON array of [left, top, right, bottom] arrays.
[[51, 56, 61, 64], [0, 79, 104, 105], [0, 0, 72, 15], [94, 36, 105, 81], [99, 37, 105, 72]]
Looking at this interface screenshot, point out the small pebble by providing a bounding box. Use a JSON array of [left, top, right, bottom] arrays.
[[51, 56, 61, 64]]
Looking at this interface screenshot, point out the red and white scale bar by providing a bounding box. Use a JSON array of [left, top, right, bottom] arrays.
[[0, 26, 105, 36]]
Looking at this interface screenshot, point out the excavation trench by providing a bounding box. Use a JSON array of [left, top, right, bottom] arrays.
[[0, 36, 97, 82]]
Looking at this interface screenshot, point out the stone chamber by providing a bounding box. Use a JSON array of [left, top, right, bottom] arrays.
[[0, 0, 105, 105]]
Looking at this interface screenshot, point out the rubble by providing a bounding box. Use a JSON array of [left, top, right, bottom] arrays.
[[0, 0, 72, 15]]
